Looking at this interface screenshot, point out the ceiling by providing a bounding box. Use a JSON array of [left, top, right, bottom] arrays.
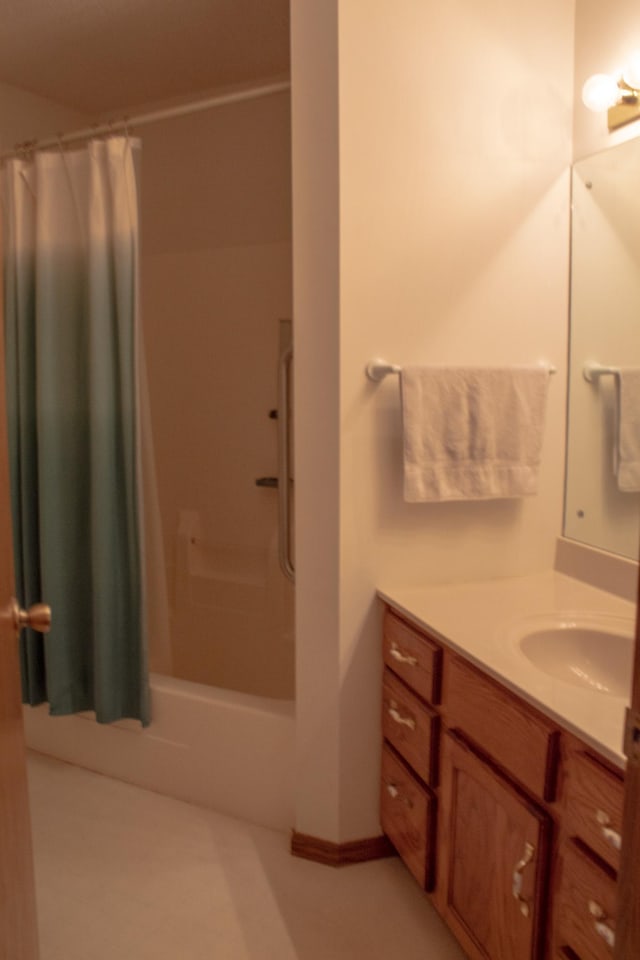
[[0, 0, 290, 117]]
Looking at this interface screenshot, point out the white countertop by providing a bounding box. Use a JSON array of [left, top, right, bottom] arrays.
[[378, 571, 637, 770]]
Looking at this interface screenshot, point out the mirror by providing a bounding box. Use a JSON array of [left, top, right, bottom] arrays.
[[564, 136, 640, 560]]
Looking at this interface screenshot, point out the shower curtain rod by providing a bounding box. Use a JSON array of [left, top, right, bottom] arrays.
[[1, 79, 291, 161]]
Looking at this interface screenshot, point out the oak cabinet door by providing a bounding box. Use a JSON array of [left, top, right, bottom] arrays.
[[438, 731, 551, 960]]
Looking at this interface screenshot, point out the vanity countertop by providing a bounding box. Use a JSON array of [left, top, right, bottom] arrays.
[[378, 570, 637, 769]]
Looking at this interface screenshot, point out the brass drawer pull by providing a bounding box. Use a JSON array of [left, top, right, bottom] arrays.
[[389, 641, 417, 666], [387, 701, 416, 731], [588, 900, 616, 950], [511, 841, 534, 918], [595, 810, 622, 850], [383, 779, 414, 809]]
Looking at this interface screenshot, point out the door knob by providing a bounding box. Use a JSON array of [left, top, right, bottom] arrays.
[[11, 599, 52, 634]]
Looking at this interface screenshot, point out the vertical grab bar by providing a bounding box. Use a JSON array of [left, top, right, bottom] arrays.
[[278, 344, 295, 582]]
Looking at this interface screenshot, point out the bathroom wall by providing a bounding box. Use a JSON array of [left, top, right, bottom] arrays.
[[574, 0, 640, 160], [139, 91, 293, 689], [292, 0, 575, 842], [0, 80, 87, 152]]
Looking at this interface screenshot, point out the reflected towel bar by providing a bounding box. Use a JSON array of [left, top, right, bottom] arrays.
[[583, 363, 620, 383], [365, 357, 557, 382]]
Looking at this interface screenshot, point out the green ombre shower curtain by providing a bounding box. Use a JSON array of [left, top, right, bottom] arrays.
[[2, 136, 150, 726]]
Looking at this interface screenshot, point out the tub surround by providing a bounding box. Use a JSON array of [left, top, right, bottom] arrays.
[[378, 569, 635, 768]]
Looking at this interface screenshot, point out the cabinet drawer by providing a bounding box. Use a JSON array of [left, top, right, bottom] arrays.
[[443, 654, 559, 801], [380, 744, 435, 890], [556, 843, 617, 960], [382, 669, 439, 786], [383, 609, 441, 704], [564, 751, 624, 873]]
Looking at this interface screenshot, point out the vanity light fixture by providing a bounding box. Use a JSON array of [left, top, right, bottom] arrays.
[[582, 53, 640, 130]]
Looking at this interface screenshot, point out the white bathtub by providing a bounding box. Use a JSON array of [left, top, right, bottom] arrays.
[[23, 673, 295, 832]]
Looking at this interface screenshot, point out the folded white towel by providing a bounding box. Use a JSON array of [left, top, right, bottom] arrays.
[[614, 369, 640, 493], [400, 366, 550, 502]]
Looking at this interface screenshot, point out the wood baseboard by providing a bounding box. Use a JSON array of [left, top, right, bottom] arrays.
[[290, 831, 396, 867]]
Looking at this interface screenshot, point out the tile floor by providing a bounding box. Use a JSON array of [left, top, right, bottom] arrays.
[[27, 751, 467, 960]]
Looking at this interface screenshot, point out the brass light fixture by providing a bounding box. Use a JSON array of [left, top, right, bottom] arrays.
[[582, 52, 640, 130]]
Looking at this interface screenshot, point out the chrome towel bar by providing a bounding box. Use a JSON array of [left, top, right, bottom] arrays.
[[365, 357, 557, 382], [583, 363, 619, 382], [365, 358, 402, 381]]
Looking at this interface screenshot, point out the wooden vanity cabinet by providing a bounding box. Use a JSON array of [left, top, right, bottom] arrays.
[[379, 602, 627, 960], [438, 730, 551, 960], [437, 654, 556, 960], [380, 744, 436, 889], [552, 742, 624, 960], [555, 843, 617, 960], [562, 749, 624, 874], [443, 653, 560, 801], [380, 609, 441, 890], [382, 608, 441, 703]]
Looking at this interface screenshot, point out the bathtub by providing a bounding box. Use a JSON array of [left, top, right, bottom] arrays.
[[23, 673, 295, 831]]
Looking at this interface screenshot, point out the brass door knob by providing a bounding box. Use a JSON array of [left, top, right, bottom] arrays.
[[12, 599, 52, 634]]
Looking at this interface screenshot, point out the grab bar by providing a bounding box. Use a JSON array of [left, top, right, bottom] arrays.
[[278, 344, 295, 583], [255, 476, 278, 488]]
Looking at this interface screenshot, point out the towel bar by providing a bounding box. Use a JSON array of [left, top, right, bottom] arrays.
[[366, 358, 557, 382], [583, 363, 619, 383], [365, 358, 402, 381]]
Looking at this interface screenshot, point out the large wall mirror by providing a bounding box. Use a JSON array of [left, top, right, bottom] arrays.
[[564, 136, 640, 559]]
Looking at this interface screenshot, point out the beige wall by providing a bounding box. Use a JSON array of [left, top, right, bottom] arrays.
[[292, 0, 574, 842], [0, 81, 88, 151], [291, 1, 342, 842]]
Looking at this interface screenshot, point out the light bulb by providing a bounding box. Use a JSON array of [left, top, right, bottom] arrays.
[[581, 73, 620, 112], [622, 51, 640, 90]]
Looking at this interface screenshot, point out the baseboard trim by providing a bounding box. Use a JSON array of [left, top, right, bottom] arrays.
[[290, 831, 396, 867]]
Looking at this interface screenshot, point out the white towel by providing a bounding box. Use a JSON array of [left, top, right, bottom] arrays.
[[614, 369, 640, 493], [400, 366, 550, 502]]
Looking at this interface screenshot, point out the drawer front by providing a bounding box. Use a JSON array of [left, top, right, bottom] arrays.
[[380, 744, 435, 890], [565, 750, 624, 873], [443, 654, 558, 801], [556, 843, 617, 960], [383, 609, 441, 704], [382, 669, 439, 786]]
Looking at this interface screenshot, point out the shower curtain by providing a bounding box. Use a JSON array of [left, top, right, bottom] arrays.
[[2, 137, 151, 726]]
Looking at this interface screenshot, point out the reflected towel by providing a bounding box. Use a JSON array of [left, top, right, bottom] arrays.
[[614, 369, 640, 493], [400, 366, 550, 502]]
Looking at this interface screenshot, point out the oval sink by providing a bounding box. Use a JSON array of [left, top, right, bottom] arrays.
[[511, 613, 635, 697]]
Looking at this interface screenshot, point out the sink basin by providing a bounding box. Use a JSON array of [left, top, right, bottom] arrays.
[[511, 613, 635, 697]]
